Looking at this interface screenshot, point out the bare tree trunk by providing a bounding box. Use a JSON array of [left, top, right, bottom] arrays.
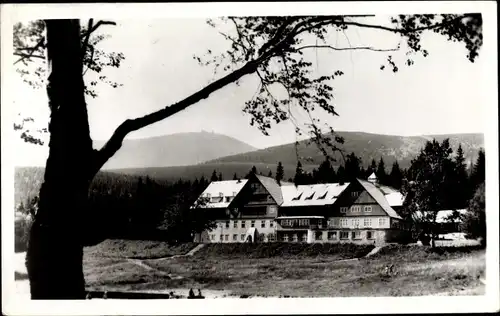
[[26, 19, 94, 299]]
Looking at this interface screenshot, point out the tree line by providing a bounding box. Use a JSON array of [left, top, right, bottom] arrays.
[[17, 140, 485, 249], [234, 153, 406, 189], [16, 173, 215, 248], [401, 140, 485, 246]]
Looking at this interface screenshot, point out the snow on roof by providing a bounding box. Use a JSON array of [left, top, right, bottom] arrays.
[[199, 179, 248, 208], [358, 179, 402, 219], [255, 174, 290, 205], [384, 192, 404, 207], [280, 183, 350, 207], [196, 176, 405, 216], [368, 172, 377, 180]]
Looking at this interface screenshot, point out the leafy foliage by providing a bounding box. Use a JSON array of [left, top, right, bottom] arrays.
[[461, 183, 486, 245], [400, 139, 479, 243], [13, 19, 125, 98], [197, 14, 482, 156], [13, 19, 125, 145]]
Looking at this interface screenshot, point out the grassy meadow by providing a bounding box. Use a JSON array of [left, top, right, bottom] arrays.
[[82, 240, 485, 297]]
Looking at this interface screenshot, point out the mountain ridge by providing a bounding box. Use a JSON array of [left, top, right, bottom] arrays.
[[205, 131, 484, 169], [93, 131, 257, 169]]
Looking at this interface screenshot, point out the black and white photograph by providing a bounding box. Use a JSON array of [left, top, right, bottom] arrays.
[[1, 2, 499, 315]]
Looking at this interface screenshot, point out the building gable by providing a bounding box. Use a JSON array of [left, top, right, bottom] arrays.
[[357, 179, 403, 219], [228, 175, 280, 218], [329, 179, 402, 218]]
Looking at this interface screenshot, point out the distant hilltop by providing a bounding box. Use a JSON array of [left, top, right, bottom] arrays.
[[206, 131, 484, 170], [92, 131, 257, 169]]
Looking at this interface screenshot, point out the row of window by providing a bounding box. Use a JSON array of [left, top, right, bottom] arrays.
[[206, 191, 237, 199], [329, 217, 386, 228], [211, 233, 277, 242], [280, 219, 312, 227], [220, 219, 274, 229], [219, 217, 387, 230], [210, 196, 234, 203], [340, 205, 372, 213], [281, 230, 375, 242]]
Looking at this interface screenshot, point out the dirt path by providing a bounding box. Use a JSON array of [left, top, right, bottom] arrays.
[[364, 246, 383, 258], [125, 244, 205, 278]]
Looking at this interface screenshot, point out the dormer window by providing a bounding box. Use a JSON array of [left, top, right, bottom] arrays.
[[292, 192, 303, 201], [317, 191, 328, 200], [305, 192, 315, 200]]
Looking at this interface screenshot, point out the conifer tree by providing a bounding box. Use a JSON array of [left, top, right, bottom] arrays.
[[276, 162, 284, 185], [376, 157, 387, 185], [401, 139, 455, 247], [345, 152, 361, 180], [245, 166, 258, 179], [452, 144, 470, 208], [210, 170, 218, 182], [317, 158, 336, 183], [367, 159, 377, 176], [389, 161, 403, 189], [267, 170, 273, 178], [294, 161, 304, 185], [233, 173, 238, 180], [218, 172, 223, 181], [470, 148, 485, 191], [337, 165, 347, 185], [360, 166, 367, 179]]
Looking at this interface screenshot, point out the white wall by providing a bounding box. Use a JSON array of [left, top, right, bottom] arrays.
[[206, 219, 277, 243], [327, 216, 391, 229]]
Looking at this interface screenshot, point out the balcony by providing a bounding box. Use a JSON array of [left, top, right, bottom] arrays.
[[277, 224, 324, 230]]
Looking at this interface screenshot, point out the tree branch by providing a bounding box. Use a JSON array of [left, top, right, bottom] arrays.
[[14, 37, 45, 65], [14, 52, 45, 60], [81, 19, 94, 58], [296, 44, 399, 52], [84, 20, 116, 38], [13, 19, 116, 66], [91, 13, 477, 172], [93, 58, 263, 172], [338, 13, 476, 34], [82, 45, 94, 76]]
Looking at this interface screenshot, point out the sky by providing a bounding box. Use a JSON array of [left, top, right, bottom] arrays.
[[10, 15, 487, 166]]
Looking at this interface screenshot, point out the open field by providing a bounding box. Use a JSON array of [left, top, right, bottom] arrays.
[[84, 239, 199, 259], [80, 240, 485, 298], [13, 240, 485, 298]]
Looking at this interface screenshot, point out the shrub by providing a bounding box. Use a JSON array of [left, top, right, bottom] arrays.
[[15, 213, 33, 253], [195, 242, 375, 259]]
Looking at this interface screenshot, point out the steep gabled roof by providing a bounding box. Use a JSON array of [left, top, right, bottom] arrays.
[[198, 179, 248, 208], [280, 183, 350, 207], [357, 179, 403, 219], [254, 174, 293, 205], [371, 183, 404, 207]]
